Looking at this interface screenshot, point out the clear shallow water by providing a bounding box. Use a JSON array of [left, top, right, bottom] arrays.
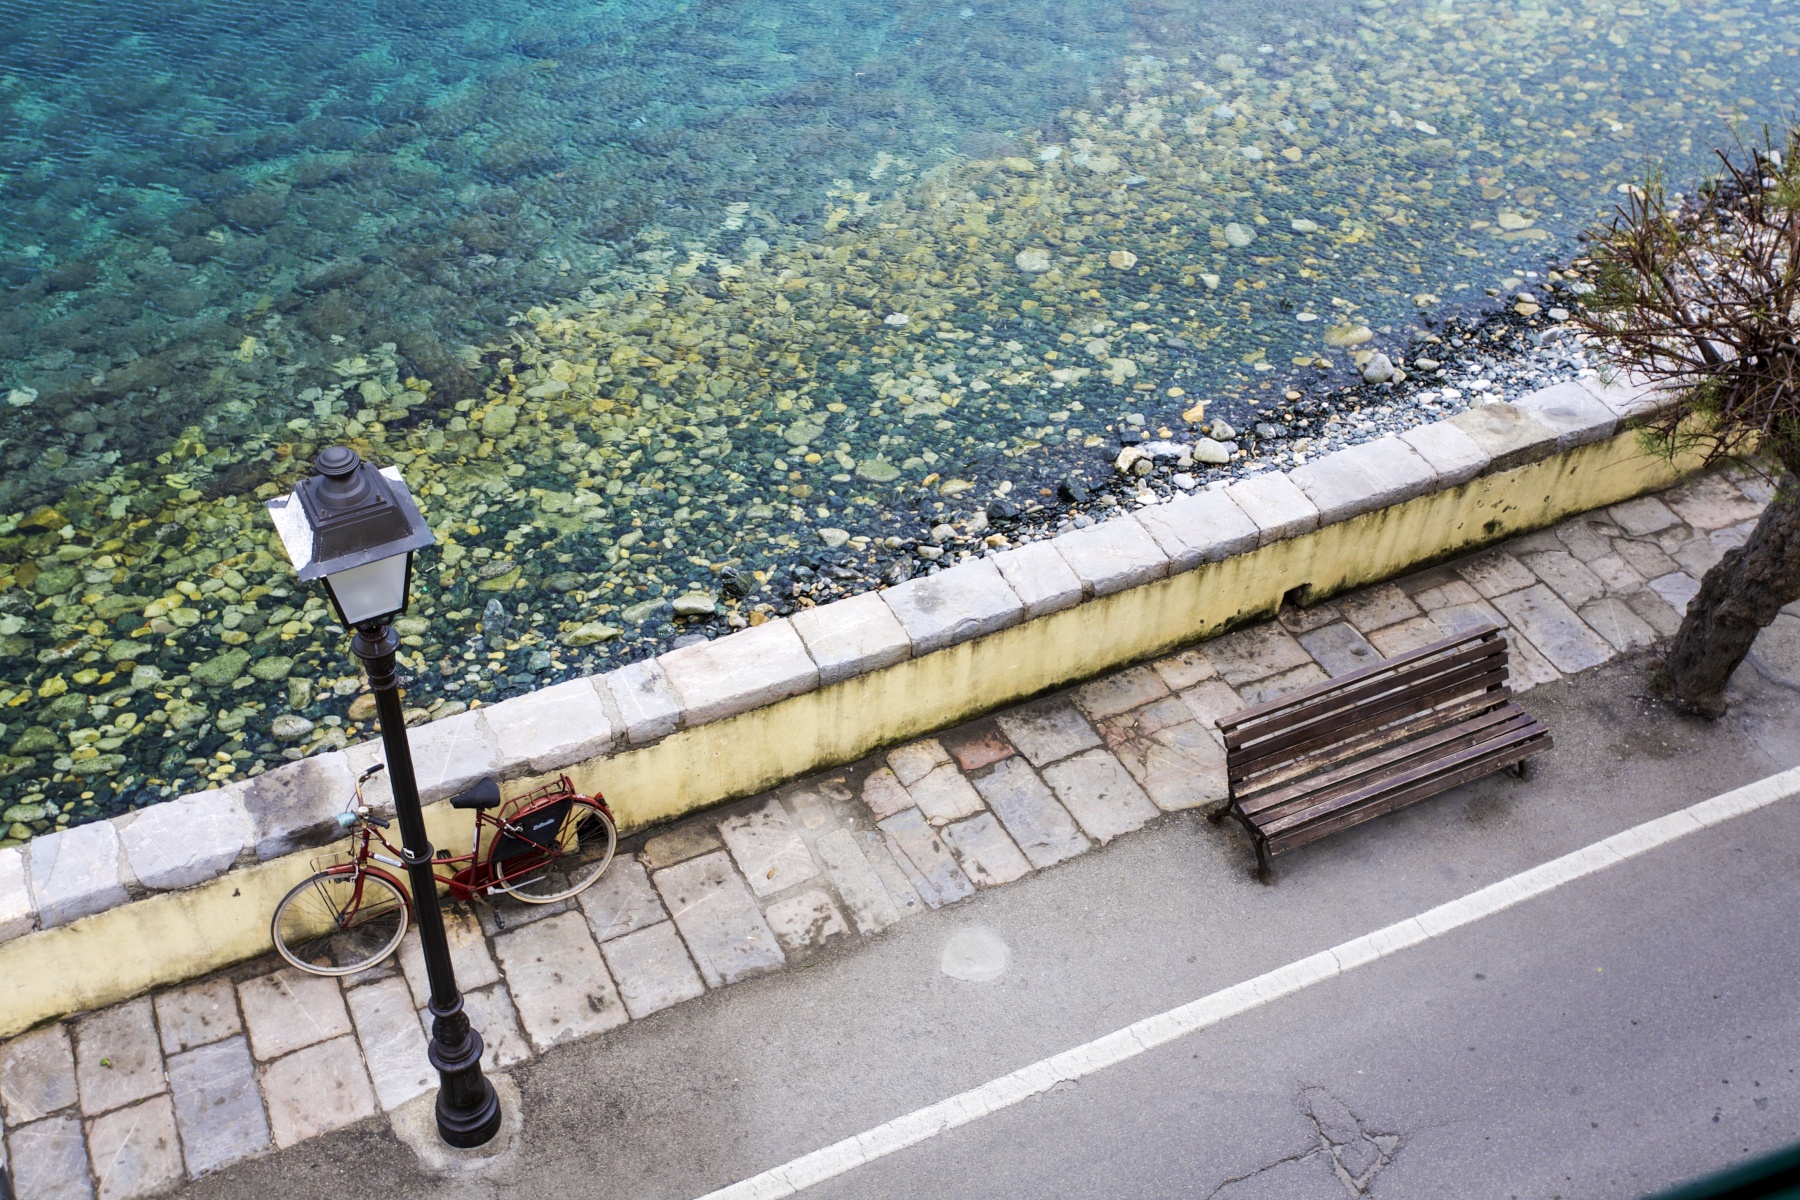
[[0, 0, 1795, 835]]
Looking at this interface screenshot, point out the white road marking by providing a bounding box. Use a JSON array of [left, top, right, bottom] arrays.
[[697, 764, 1800, 1200]]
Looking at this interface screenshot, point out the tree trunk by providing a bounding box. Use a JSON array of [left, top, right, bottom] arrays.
[[1662, 474, 1800, 717]]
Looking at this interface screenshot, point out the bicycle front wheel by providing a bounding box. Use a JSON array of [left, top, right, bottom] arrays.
[[272, 869, 409, 977], [495, 799, 617, 903]]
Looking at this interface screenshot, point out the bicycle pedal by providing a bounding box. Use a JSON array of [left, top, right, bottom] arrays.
[[435, 849, 452, 859]]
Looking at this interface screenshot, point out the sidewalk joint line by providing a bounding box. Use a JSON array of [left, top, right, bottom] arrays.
[[694, 764, 1800, 1200]]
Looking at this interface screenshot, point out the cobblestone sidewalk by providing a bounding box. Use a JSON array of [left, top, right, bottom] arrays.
[[0, 467, 1782, 1200]]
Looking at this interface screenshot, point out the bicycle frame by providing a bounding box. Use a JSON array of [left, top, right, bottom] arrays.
[[335, 774, 609, 911]]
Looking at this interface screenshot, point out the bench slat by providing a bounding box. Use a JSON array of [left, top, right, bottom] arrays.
[[1258, 712, 1547, 839], [1220, 624, 1503, 735], [1221, 637, 1505, 752], [1228, 665, 1509, 782], [1237, 703, 1530, 817], [1234, 690, 1513, 798], [1265, 728, 1550, 855]]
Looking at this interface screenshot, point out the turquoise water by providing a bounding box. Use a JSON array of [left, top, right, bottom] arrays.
[[1, 0, 1795, 835]]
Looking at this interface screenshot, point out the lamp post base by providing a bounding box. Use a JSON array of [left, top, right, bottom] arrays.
[[436, 1079, 503, 1149]]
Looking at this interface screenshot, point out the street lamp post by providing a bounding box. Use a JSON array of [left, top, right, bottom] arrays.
[[266, 446, 502, 1148]]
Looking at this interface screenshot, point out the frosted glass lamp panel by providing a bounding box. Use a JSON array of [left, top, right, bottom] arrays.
[[325, 555, 410, 626]]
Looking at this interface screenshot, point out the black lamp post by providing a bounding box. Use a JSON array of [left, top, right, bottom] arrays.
[[266, 445, 502, 1148]]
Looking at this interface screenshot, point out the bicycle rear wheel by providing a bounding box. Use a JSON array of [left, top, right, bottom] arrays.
[[495, 798, 617, 903], [272, 869, 409, 976]]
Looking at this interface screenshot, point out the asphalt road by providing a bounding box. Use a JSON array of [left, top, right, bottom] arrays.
[[181, 650, 1800, 1200]]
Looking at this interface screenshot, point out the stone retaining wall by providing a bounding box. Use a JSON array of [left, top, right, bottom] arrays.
[[0, 369, 1698, 1037]]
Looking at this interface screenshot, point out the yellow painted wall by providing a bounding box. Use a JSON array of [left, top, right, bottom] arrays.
[[0, 428, 1696, 1038]]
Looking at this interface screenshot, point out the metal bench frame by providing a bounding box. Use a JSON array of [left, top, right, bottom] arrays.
[[1211, 624, 1552, 882]]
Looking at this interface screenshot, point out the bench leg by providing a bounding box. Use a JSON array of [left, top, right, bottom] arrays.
[[1207, 800, 1232, 825], [1254, 839, 1274, 886], [1505, 758, 1533, 781]]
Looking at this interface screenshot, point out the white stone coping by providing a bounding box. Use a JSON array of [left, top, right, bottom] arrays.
[[0, 371, 1668, 943]]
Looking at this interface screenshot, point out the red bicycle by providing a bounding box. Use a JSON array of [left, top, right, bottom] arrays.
[[272, 764, 617, 977]]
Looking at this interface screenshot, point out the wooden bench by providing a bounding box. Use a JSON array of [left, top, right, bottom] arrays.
[[1211, 624, 1551, 882]]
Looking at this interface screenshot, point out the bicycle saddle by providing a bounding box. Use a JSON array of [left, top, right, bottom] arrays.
[[449, 778, 502, 810]]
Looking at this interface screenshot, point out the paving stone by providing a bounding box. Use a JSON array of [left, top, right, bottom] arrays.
[[1673, 535, 1725, 576], [941, 726, 1015, 772], [1728, 468, 1777, 507], [880, 559, 1026, 656], [1585, 553, 1645, 596], [28, 821, 129, 929], [904, 763, 986, 824], [1337, 583, 1422, 634], [153, 980, 240, 1057], [1179, 679, 1246, 731], [1490, 584, 1616, 674], [1611, 536, 1679, 580], [994, 699, 1102, 766], [1297, 622, 1381, 677], [813, 829, 905, 934], [968, 757, 1091, 869], [661, 618, 820, 727], [1074, 666, 1170, 719], [397, 909, 500, 1006], [991, 541, 1084, 620], [474, 891, 577, 939], [0, 845, 32, 943], [1041, 750, 1160, 844], [165, 1036, 268, 1177], [719, 799, 821, 897], [117, 790, 250, 893], [781, 779, 859, 833], [1235, 663, 1330, 705], [1099, 697, 1227, 812], [1444, 401, 1559, 471], [1052, 514, 1169, 596], [1554, 518, 1615, 563], [876, 810, 975, 908], [1204, 623, 1313, 685], [577, 857, 665, 943], [849, 830, 926, 921], [342, 978, 431, 1113], [258, 1035, 376, 1149], [425, 985, 532, 1072], [1626, 588, 1685, 638], [602, 658, 683, 745], [1456, 550, 1538, 598], [491, 910, 627, 1050], [600, 921, 706, 1019], [1397, 419, 1490, 485], [652, 851, 786, 987], [1410, 578, 1482, 611], [640, 823, 723, 869], [86, 1094, 182, 1200], [886, 739, 951, 787], [484, 676, 614, 778], [1276, 601, 1342, 634], [237, 970, 351, 1062], [72, 1001, 164, 1117], [1663, 474, 1766, 531], [7, 1115, 91, 1200], [1580, 598, 1660, 652], [1608, 495, 1682, 536], [1368, 616, 1446, 658], [1520, 551, 1606, 609], [942, 815, 1032, 887], [1430, 599, 1508, 639], [1651, 523, 1696, 556], [859, 767, 914, 821], [1288, 435, 1438, 525], [1511, 381, 1618, 450], [1224, 471, 1320, 544], [1, 1024, 77, 1126], [1134, 489, 1259, 571], [790, 592, 912, 686], [1151, 647, 1217, 690], [1712, 519, 1758, 552], [1504, 631, 1562, 692], [762, 890, 852, 951], [1506, 528, 1568, 556]]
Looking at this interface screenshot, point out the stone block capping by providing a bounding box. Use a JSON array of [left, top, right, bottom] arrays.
[[0, 368, 1705, 1037]]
